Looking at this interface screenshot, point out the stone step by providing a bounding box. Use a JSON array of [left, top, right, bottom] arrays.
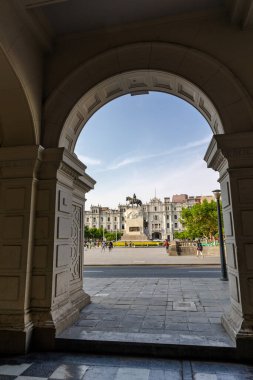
[[55, 330, 237, 361]]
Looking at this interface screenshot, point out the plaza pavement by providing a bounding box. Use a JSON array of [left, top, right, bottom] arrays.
[[83, 246, 221, 266], [57, 275, 235, 360]]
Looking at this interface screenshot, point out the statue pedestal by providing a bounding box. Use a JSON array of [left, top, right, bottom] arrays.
[[121, 207, 148, 241]]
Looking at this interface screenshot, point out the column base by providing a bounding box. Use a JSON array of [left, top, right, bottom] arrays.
[[31, 291, 90, 351], [0, 322, 33, 354], [222, 307, 253, 360]]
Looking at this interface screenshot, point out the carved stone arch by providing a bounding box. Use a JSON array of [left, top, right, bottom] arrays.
[[43, 42, 253, 149], [58, 70, 223, 152]]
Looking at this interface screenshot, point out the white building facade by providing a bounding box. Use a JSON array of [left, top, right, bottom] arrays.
[[85, 194, 211, 241]]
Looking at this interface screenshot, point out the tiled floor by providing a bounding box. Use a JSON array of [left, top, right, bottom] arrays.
[[59, 277, 233, 347], [0, 352, 253, 380]]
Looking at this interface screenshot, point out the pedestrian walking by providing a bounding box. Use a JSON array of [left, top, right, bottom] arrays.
[[163, 239, 170, 255], [196, 239, 203, 258], [101, 241, 106, 252], [108, 241, 113, 252]]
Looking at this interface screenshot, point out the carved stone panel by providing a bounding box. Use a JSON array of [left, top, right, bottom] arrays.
[[226, 243, 237, 269], [223, 211, 233, 237], [70, 205, 82, 282], [3, 187, 26, 210], [238, 179, 253, 204], [221, 180, 230, 208], [245, 244, 253, 270], [248, 279, 253, 307], [58, 190, 71, 213], [229, 273, 240, 303], [241, 211, 253, 236], [57, 217, 71, 239]]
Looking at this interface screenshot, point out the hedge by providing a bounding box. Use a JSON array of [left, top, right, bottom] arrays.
[[113, 241, 163, 247]]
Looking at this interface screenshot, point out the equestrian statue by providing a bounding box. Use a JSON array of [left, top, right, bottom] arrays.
[[126, 193, 142, 207]]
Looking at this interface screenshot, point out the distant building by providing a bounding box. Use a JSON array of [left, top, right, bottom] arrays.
[[85, 194, 214, 241]]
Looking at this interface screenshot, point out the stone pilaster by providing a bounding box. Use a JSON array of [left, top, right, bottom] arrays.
[[31, 148, 95, 349], [205, 132, 253, 354], [0, 145, 43, 353]]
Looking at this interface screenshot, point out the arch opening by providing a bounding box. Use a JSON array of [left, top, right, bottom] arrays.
[[74, 87, 231, 348]]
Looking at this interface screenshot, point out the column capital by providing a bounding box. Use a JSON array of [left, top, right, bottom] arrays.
[[39, 147, 96, 191], [204, 132, 253, 173]]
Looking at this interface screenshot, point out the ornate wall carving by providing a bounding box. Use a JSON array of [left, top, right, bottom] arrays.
[[70, 204, 82, 282]]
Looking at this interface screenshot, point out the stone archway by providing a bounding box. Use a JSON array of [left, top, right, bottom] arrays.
[[43, 42, 253, 149], [40, 43, 253, 352]]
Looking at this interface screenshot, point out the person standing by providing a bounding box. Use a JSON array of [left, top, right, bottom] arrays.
[[196, 239, 203, 258]]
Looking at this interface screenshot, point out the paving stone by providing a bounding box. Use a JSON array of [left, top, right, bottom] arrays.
[[188, 323, 212, 332], [49, 364, 88, 379], [165, 322, 189, 331], [115, 367, 150, 380], [0, 364, 32, 376], [82, 366, 118, 380]]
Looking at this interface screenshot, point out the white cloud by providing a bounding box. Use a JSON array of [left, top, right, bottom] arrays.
[[104, 135, 212, 171], [77, 154, 102, 166]]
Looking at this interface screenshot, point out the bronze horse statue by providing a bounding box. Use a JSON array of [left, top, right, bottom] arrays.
[[126, 194, 142, 207]]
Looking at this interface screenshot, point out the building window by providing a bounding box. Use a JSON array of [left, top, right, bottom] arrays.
[[107, 225, 110, 230], [175, 223, 178, 228], [166, 215, 169, 220], [101, 217, 103, 222], [174, 215, 177, 219], [154, 215, 158, 220], [93, 225, 96, 228], [122, 216, 124, 221], [114, 225, 117, 230], [86, 218, 89, 222], [93, 217, 96, 223], [154, 206, 157, 211], [114, 217, 117, 221], [107, 217, 110, 221], [167, 223, 170, 228], [122, 224, 124, 229]]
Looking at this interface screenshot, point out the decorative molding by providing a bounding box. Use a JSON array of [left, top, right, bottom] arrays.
[[59, 70, 223, 152]]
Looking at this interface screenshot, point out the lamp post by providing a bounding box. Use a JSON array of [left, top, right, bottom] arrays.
[[213, 189, 228, 281]]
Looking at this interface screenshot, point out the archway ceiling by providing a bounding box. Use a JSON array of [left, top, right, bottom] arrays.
[[24, 0, 253, 33], [26, 0, 224, 34]]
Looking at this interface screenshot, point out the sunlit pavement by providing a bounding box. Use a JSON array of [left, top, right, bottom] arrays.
[[83, 247, 221, 266]]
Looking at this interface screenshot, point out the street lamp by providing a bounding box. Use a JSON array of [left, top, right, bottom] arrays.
[[213, 189, 228, 281]]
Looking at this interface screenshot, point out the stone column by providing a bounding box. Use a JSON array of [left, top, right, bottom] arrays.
[[31, 148, 95, 349], [205, 132, 253, 355], [0, 146, 43, 353]]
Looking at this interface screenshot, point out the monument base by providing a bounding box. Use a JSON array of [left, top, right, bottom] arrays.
[[121, 233, 149, 241]]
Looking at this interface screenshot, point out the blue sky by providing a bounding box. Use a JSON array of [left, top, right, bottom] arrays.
[[75, 92, 219, 208]]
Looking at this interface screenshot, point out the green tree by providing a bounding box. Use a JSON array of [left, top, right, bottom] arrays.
[[179, 200, 219, 240], [84, 226, 123, 241]]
